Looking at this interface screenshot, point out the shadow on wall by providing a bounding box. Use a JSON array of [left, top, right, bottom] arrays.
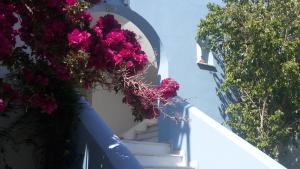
[[157, 54, 238, 166], [158, 97, 192, 165], [211, 53, 240, 123]]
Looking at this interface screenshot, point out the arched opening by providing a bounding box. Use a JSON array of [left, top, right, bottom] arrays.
[[89, 12, 159, 136]]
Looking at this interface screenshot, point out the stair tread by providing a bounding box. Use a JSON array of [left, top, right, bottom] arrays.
[[122, 139, 171, 155], [136, 133, 158, 140], [144, 167, 194, 169], [136, 128, 158, 135], [136, 154, 182, 157], [136, 130, 158, 136], [135, 137, 159, 143], [136, 154, 183, 167], [146, 122, 158, 128], [122, 139, 168, 146], [135, 123, 158, 134], [147, 124, 158, 131], [123, 121, 192, 169]]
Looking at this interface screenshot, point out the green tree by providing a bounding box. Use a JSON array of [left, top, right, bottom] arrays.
[[197, 0, 300, 159]]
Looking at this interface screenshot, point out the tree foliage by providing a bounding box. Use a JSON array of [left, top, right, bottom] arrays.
[[198, 0, 300, 158]]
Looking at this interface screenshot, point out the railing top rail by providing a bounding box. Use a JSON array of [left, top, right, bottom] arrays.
[[78, 97, 143, 169]]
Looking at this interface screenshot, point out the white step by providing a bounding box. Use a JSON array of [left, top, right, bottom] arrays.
[[136, 154, 183, 167], [136, 124, 158, 134], [136, 130, 158, 140], [122, 140, 171, 155], [146, 123, 158, 132], [137, 137, 159, 142], [145, 167, 194, 169]]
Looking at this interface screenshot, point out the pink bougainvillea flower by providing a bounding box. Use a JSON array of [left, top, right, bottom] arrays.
[[31, 94, 58, 114], [158, 78, 180, 101], [68, 28, 91, 50], [112, 53, 122, 64], [65, 0, 77, 6], [41, 97, 58, 114], [0, 98, 5, 112], [134, 53, 147, 65], [68, 29, 85, 44], [105, 30, 125, 49], [83, 12, 93, 22], [106, 30, 125, 45], [95, 14, 121, 35], [123, 42, 133, 49], [76, 11, 93, 23], [127, 61, 134, 68], [93, 26, 102, 38], [123, 30, 139, 46]]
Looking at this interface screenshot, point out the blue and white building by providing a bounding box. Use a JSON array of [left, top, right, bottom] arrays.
[[75, 1, 296, 169]]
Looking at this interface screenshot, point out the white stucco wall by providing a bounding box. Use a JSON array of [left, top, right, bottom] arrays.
[[91, 11, 157, 136], [92, 87, 136, 136]]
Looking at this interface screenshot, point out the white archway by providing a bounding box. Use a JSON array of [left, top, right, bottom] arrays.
[[90, 12, 158, 136]]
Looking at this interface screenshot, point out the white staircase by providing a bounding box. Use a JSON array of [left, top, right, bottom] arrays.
[[122, 120, 195, 169], [135, 123, 159, 142]]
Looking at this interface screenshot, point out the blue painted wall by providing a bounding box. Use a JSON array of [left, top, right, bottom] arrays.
[[129, 0, 226, 123]]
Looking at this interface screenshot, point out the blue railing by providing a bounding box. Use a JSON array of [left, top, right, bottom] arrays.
[[73, 97, 143, 169]]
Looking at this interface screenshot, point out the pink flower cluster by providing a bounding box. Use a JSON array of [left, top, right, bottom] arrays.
[[157, 78, 180, 102], [75, 11, 93, 23], [0, 3, 18, 61], [122, 77, 180, 119], [31, 94, 58, 114], [0, 1, 100, 114], [68, 14, 148, 75], [66, 0, 77, 6], [104, 29, 148, 74], [0, 1, 180, 119], [122, 89, 161, 119], [68, 28, 91, 51], [93, 14, 121, 36]]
